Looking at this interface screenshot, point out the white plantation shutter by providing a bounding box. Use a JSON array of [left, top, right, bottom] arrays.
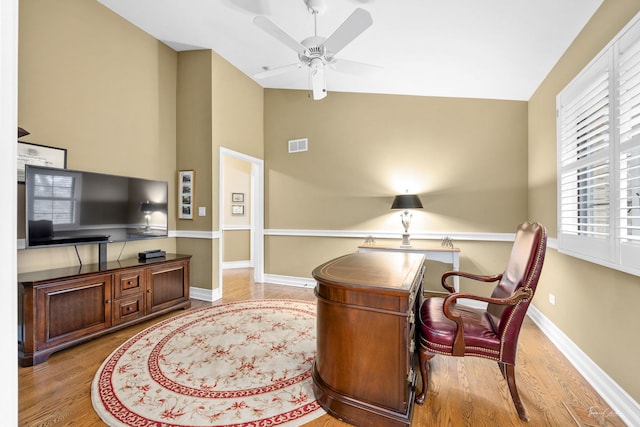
[[557, 52, 612, 261], [557, 12, 640, 276], [618, 21, 640, 268]]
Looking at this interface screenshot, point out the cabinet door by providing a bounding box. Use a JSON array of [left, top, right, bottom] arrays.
[[146, 260, 189, 313], [36, 274, 112, 349]]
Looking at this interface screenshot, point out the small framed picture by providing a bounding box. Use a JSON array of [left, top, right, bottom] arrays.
[[232, 204, 244, 215], [178, 170, 194, 219], [232, 192, 244, 203], [17, 141, 67, 183]]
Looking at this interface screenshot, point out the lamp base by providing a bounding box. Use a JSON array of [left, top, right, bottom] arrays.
[[400, 233, 412, 248]]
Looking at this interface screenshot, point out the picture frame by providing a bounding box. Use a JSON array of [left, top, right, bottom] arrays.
[[231, 204, 244, 216], [178, 170, 194, 220], [17, 141, 67, 183], [232, 192, 244, 203]]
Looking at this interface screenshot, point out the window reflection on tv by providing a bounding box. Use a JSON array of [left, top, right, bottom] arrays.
[[25, 165, 168, 248]]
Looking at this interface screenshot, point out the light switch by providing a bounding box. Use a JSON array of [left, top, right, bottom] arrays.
[[198, 207, 206, 216]]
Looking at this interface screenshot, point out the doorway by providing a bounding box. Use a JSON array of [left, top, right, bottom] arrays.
[[219, 148, 264, 295]]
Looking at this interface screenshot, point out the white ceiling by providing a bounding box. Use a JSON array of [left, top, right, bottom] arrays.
[[97, 0, 603, 101]]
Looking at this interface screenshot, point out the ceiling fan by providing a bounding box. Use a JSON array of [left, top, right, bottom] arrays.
[[253, 0, 378, 100]]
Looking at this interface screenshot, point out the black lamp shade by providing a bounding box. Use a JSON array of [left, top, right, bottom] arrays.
[[140, 202, 166, 213], [391, 194, 423, 210]]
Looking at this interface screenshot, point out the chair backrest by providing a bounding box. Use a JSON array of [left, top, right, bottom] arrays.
[[486, 221, 547, 362]]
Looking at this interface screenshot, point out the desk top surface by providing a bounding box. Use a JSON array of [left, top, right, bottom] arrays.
[[313, 252, 424, 292]]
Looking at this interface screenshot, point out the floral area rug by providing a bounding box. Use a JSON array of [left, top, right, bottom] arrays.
[[91, 299, 325, 426]]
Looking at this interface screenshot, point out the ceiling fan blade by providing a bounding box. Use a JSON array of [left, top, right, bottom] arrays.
[[253, 63, 302, 79], [253, 16, 306, 55], [323, 8, 373, 57], [330, 58, 382, 75]]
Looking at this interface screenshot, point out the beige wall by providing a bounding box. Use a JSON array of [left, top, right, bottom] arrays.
[[176, 49, 263, 290], [175, 50, 214, 289], [264, 89, 529, 284], [529, 1, 640, 402], [17, 0, 178, 272], [223, 156, 251, 227], [16, 2, 264, 290], [177, 50, 213, 232], [223, 230, 251, 262], [222, 156, 251, 262]]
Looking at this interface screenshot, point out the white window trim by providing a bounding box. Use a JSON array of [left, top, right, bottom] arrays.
[[557, 11, 640, 277]]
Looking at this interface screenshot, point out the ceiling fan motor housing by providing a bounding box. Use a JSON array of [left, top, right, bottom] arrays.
[[299, 36, 329, 66]]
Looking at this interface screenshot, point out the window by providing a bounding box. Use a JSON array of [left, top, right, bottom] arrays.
[[31, 171, 81, 229], [557, 13, 640, 277]]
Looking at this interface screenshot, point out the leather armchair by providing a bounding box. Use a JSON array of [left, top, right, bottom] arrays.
[[415, 221, 547, 421]]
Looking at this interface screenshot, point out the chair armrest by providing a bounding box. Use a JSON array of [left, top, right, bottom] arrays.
[[441, 271, 502, 293], [442, 287, 533, 356]]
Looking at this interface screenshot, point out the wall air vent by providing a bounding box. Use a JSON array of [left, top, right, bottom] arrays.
[[288, 138, 308, 153]]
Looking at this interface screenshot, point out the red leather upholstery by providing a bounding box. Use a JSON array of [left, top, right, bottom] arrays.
[[415, 221, 547, 421], [419, 298, 501, 359]]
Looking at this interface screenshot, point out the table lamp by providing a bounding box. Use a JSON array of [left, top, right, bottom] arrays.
[[391, 193, 423, 247]]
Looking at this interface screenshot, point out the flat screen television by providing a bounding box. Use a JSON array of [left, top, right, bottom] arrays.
[[25, 165, 169, 249]]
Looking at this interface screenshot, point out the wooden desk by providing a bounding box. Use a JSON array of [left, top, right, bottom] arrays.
[[312, 252, 425, 427], [358, 244, 460, 291]]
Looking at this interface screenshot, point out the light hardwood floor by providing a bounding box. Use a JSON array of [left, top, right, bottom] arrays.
[[18, 268, 624, 427]]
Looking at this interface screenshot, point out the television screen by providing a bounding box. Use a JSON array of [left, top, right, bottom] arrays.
[[25, 165, 168, 248]]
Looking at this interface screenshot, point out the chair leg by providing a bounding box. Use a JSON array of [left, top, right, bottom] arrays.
[[501, 362, 528, 422], [415, 347, 434, 405], [498, 361, 507, 379]]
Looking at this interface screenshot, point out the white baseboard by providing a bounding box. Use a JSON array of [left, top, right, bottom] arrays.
[[190, 286, 221, 302], [263, 274, 317, 290], [527, 304, 640, 426], [222, 260, 252, 269]]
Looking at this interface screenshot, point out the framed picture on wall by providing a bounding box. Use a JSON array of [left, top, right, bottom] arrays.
[[232, 192, 244, 203], [232, 204, 244, 215], [178, 170, 194, 219], [17, 141, 67, 183]]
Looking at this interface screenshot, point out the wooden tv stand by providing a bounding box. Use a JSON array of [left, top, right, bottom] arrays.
[[18, 253, 191, 366]]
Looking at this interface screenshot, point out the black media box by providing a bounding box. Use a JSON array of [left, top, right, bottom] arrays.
[[138, 250, 166, 260]]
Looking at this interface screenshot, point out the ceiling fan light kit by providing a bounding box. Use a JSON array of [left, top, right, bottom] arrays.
[[253, 0, 376, 100]]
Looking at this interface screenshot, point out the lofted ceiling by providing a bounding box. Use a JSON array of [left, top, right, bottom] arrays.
[[97, 0, 603, 101]]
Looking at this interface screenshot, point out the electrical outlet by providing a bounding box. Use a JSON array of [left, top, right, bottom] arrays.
[[549, 293, 556, 305]]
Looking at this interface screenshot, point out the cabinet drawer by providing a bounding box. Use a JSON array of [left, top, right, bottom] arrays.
[[114, 269, 145, 298], [113, 294, 145, 325]]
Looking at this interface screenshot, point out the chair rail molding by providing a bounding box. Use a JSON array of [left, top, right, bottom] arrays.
[[265, 229, 558, 249]]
